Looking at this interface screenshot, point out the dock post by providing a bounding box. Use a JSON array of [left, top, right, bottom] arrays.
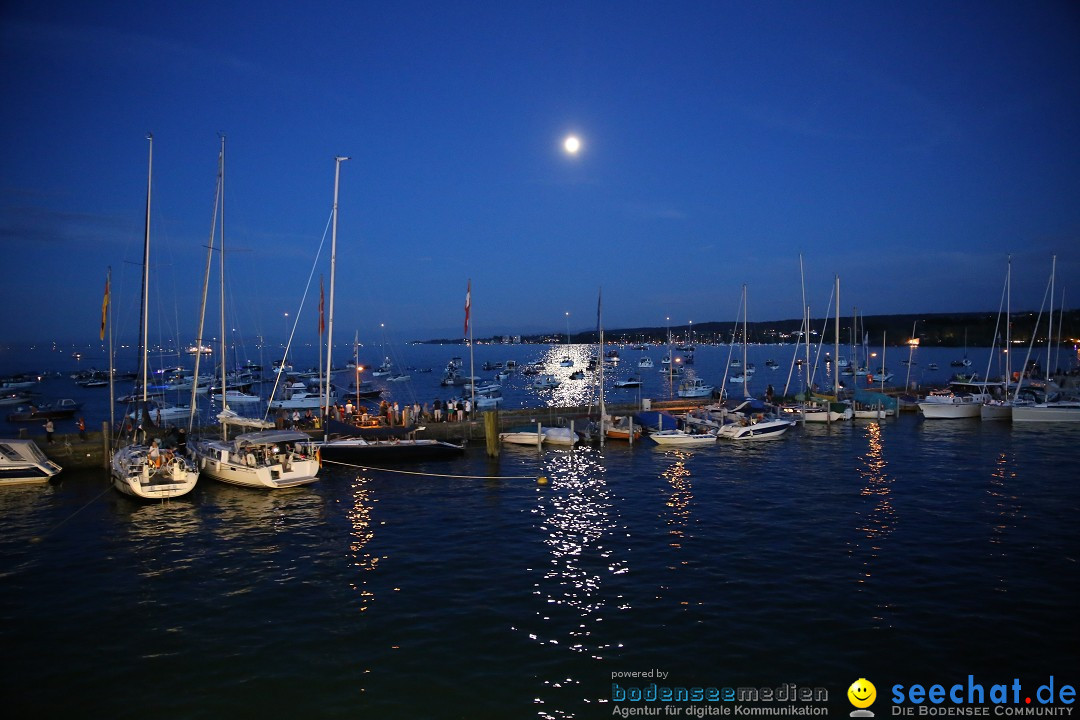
[[536, 421, 542, 452], [101, 421, 111, 468], [484, 410, 500, 458]]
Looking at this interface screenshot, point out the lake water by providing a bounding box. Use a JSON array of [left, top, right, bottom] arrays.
[[2, 342, 1078, 717]]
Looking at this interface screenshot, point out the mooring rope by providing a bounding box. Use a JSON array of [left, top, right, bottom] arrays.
[[320, 458, 541, 480], [31, 484, 114, 542]]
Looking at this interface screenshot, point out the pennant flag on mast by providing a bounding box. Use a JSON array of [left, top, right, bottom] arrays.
[[100, 271, 110, 340], [318, 276, 325, 334], [464, 280, 471, 337]]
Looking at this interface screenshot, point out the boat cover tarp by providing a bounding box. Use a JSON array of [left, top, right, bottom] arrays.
[[853, 390, 899, 411]]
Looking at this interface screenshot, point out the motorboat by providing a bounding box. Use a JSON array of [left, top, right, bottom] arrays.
[[7, 399, 82, 422], [613, 376, 642, 389], [676, 375, 714, 399], [0, 438, 62, 485], [191, 430, 319, 489], [531, 374, 560, 390], [918, 378, 1004, 419], [715, 414, 794, 441], [649, 429, 716, 446], [638, 357, 654, 368], [311, 436, 464, 464], [269, 388, 332, 410]]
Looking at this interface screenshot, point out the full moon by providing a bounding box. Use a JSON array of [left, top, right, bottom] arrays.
[[563, 135, 581, 155]]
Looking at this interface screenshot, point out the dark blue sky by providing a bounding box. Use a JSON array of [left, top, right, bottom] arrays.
[[2, 1, 1078, 346]]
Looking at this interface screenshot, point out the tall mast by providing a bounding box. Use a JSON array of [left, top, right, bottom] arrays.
[[138, 133, 153, 431], [742, 284, 749, 397], [1005, 255, 1011, 394], [218, 134, 228, 437], [323, 155, 349, 439], [598, 288, 604, 446], [189, 137, 222, 435], [107, 266, 115, 433], [834, 275, 840, 398], [1048, 254, 1056, 377]]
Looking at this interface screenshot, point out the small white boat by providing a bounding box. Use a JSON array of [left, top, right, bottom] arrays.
[[613, 376, 642, 388], [0, 438, 62, 485], [638, 357, 654, 368], [676, 375, 714, 398], [542, 427, 579, 445], [269, 389, 332, 410], [650, 429, 716, 446], [531, 374, 560, 390], [498, 425, 579, 446], [716, 415, 794, 441]]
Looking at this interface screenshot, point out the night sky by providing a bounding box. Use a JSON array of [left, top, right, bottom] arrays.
[[2, 1, 1078, 346]]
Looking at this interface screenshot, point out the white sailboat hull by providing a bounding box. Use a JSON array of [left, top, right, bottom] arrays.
[[1011, 403, 1080, 423], [110, 444, 198, 499]]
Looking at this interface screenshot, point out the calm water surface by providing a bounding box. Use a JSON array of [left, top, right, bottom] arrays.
[[2, 410, 1078, 718]]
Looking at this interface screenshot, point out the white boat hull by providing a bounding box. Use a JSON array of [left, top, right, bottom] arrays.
[[980, 403, 1013, 421], [716, 418, 793, 441], [193, 439, 319, 488], [1011, 403, 1080, 423], [919, 401, 982, 419], [0, 439, 62, 485], [111, 444, 198, 499], [650, 430, 716, 446]]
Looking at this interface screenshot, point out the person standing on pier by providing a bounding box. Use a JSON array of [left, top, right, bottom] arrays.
[[43, 419, 55, 444]]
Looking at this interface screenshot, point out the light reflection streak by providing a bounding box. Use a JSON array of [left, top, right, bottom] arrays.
[[123, 498, 203, 578], [526, 446, 624, 718], [347, 473, 377, 611], [534, 345, 598, 408], [661, 451, 693, 551], [986, 451, 1019, 593], [852, 421, 897, 626]]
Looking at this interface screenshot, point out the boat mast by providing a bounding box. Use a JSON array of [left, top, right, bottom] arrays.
[[1005, 255, 1011, 395], [742, 283, 749, 398], [833, 275, 840, 398], [218, 134, 228, 439], [138, 134, 153, 436], [598, 287, 604, 447], [189, 137, 223, 435], [468, 280, 475, 414], [1047, 254, 1056, 378], [107, 266, 115, 434], [323, 155, 349, 440]]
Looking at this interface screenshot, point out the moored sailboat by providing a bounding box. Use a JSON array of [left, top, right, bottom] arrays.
[[111, 134, 198, 499]]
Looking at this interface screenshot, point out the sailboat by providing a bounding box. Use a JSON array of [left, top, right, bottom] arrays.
[[308, 166, 465, 465], [981, 257, 1015, 421], [189, 138, 319, 489], [951, 329, 973, 367], [1012, 255, 1080, 422], [714, 284, 794, 440], [802, 275, 854, 423], [559, 312, 573, 366], [110, 134, 199, 499]]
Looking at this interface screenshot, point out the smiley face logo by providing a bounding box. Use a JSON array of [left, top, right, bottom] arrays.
[[848, 678, 877, 709]]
